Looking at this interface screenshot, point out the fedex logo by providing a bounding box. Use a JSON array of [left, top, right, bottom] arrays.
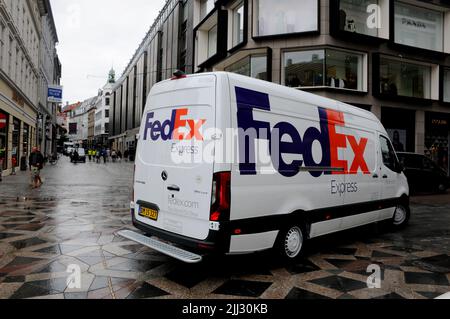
[[143, 108, 206, 141], [236, 87, 370, 178]]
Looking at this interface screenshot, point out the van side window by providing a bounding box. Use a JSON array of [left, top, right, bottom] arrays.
[[380, 136, 397, 171]]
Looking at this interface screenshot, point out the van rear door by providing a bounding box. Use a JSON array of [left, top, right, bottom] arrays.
[[134, 75, 217, 241]]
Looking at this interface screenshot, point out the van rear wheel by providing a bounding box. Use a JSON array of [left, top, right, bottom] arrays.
[[277, 225, 305, 261]]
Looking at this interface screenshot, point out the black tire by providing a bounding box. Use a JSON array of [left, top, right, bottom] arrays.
[[275, 223, 306, 262], [391, 203, 410, 229]]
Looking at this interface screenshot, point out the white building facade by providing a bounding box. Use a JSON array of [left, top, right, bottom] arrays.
[[94, 70, 114, 147]]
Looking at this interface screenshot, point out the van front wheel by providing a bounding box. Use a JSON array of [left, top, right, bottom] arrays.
[[277, 225, 305, 261], [392, 204, 410, 228]]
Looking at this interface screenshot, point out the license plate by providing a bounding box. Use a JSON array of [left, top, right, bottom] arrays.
[[139, 207, 159, 221]]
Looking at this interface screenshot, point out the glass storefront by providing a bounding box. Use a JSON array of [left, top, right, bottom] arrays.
[[225, 55, 268, 81], [12, 118, 20, 168], [284, 49, 364, 91], [379, 57, 431, 99], [381, 107, 416, 153], [394, 1, 444, 52], [23, 123, 29, 157], [425, 112, 450, 175], [0, 111, 8, 170], [256, 0, 318, 37], [339, 0, 379, 37]]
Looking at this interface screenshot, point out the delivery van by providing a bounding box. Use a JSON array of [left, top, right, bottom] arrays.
[[118, 72, 410, 263]]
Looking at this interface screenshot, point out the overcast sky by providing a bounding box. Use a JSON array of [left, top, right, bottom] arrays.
[[51, 0, 166, 105]]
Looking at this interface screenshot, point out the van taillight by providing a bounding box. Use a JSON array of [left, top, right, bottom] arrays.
[[210, 172, 231, 222]]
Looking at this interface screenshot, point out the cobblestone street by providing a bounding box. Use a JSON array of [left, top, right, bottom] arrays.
[[0, 157, 449, 299]]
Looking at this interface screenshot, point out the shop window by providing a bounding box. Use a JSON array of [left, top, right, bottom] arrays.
[[0, 111, 8, 170], [23, 123, 29, 156], [425, 112, 449, 174], [381, 107, 416, 153], [380, 57, 431, 99], [444, 68, 450, 103], [254, 0, 318, 37], [394, 1, 444, 52], [12, 118, 20, 168], [283, 49, 365, 91], [225, 55, 268, 81]]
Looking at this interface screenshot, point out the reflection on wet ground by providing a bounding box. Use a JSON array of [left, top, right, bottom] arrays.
[[0, 157, 449, 299]]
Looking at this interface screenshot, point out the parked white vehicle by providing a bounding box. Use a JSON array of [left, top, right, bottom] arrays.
[[119, 72, 410, 263]]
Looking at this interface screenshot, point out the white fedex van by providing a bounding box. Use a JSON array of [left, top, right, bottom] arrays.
[[118, 72, 410, 263]]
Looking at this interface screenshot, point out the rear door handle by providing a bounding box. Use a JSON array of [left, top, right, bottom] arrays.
[[167, 185, 180, 192]]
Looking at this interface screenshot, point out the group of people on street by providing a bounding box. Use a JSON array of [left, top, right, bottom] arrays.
[[87, 149, 109, 164], [86, 148, 128, 164]]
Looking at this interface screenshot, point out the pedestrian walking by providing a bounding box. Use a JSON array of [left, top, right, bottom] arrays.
[[111, 150, 117, 163], [29, 147, 44, 189], [11, 157, 17, 175], [88, 149, 92, 162], [117, 150, 122, 163], [124, 149, 129, 162], [102, 148, 107, 164], [96, 150, 101, 163]]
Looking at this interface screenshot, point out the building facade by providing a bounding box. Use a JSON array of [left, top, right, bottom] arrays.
[[67, 97, 96, 148], [0, 0, 60, 176], [94, 70, 115, 147], [110, 0, 450, 173], [37, 0, 61, 158]]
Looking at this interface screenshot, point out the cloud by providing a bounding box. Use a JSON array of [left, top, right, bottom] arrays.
[[51, 0, 166, 104]]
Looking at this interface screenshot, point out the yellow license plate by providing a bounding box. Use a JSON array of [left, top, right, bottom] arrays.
[[139, 207, 159, 221]]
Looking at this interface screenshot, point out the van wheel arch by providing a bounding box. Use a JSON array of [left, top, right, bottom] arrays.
[[273, 211, 310, 262], [392, 195, 410, 228]]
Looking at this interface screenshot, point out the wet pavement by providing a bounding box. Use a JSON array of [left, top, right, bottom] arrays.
[[0, 157, 449, 299]]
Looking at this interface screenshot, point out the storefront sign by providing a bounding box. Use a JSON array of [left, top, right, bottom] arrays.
[[12, 91, 25, 107], [431, 119, 448, 127], [48, 85, 63, 103], [394, 2, 443, 52], [0, 113, 6, 129]]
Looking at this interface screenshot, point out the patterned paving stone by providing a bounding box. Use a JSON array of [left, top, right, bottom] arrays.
[[404, 272, 449, 286], [213, 280, 272, 298], [373, 292, 405, 299], [309, 276, 367, 292], [126, 282, 169, 299], [10, 238, 48, 250], [285, 287, 332, 299]]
